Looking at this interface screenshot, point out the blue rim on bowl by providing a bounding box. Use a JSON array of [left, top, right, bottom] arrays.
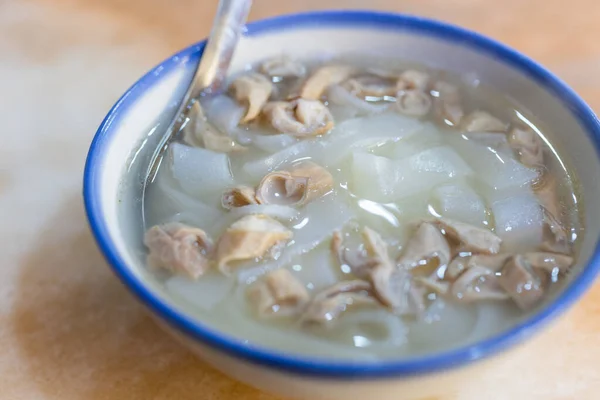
[[83, 10, 600, 379]]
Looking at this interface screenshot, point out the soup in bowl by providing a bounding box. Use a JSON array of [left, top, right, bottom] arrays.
[[84, 10, 600, 400]]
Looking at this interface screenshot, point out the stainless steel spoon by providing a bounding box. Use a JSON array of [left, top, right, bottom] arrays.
[[145, 0, 252, 182], [189, 0, 253, 99]]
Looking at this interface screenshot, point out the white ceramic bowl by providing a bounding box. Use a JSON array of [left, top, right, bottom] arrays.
[[84, 10, 600, 400]]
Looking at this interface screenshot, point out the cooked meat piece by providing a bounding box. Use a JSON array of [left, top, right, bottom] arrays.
[[287, 161, 334, 202], [247, 269, 309, 318], [362, 227, 404, 306], [451, 266, 510, 302], [331, 228, 397, 300], [330, 230, 374, 278], [461, 111, 507, 133], [540, 213, 571, 254], [437, 102, 464, 127], [300, 64, 357, 100], [260, 56, 306, 78], [521, 252, 573, 275], [396, 70, 430, 91], [432, 81, 460, 104], [330, 230, 346, 265], [221, 186, 258, 209], [432, 218, 502, 254], [256, 171, 307, 205], [294, 99, 335, 134], [534, 174, 571, 254], [263, 99, 334, 137], [432, 81, 464, 126], [397, 222, 451, 272], [377, 268, 427, 316], [181, 101, 207, 147], [183, 102, 247, 152], [230, 73, 273, 123], [256, 161, 333, 206], [498, 255, 545, 310], [508, 126, 544, 168], [331, 228, 426, 316], [144, 222, 214, 279], [446, 254, 512, 280], [414, 275, 450, 295], [216, 214, 293, 273], [535, 173, 560, 217], [362, 226, 391, 260], [301, 280, 376, 325], [343, 74, 396, 97], [446, 256, 469, 281], [396, 90, 432, 117], [368, 223, 446, 314], [499, 251, 573, 310], [199, 128, 247, 153]]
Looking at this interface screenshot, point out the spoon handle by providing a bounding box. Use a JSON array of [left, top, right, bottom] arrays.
[[144, 0, 252, 184], [190, 0, 253, 99]]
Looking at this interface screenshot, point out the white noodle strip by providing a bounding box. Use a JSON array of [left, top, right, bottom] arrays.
[[203, 95, 245, 136], [243, 113, 423, 178]]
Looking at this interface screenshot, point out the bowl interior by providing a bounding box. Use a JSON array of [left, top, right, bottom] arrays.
[[85, 11, 600, 376]]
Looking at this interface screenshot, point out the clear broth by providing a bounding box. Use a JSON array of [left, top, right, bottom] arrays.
[[141, 56, 582, 360]]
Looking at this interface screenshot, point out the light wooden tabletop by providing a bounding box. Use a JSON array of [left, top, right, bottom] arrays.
[[2, 0, 600, 399]]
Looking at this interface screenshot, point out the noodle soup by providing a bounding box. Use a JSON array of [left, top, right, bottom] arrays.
[[141, 55, 581, 360]]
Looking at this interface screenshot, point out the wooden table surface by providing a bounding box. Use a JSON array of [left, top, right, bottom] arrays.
[[2, 0, 600, 398]]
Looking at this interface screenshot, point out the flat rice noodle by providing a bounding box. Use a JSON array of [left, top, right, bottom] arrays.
[[328, 103, 360, 122], [237, 193, 354, 283], [321, 114, 426, 166], [389, 125, 444, 159], [408, 298, 477, 351], [284, 245, 339, 292], [242, 113, 423, 178], [145, 160, 223, 228], [230, 126, 255, 145], [249, 132, 299, 153], [430, 182, 488, 228], [355, 199, 404, 239], [394, 191, 434, 224], [351, 147, 472, 202], [159, 186, 220, 219], [490, 188, 544, 252], [168, 211, 220, 234], [408, 147, 473, 176], [202, 95, 246, 136], [449, 135, 538, 191], [233, 126, 299, 152], [327, 84, 391, 115], [350, 152, 408, 202], [354, 192, 430, 245], [165, 271, 234, 311], [170, 142, 234, 199], [243, 140, 314, 179]]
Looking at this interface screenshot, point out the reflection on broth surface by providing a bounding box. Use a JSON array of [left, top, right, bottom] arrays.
[[141, 55, 582, 360]]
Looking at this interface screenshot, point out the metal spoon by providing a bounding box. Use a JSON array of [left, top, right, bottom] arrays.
[[189, 0, 253, 99], [145, 0, 252, 182]]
